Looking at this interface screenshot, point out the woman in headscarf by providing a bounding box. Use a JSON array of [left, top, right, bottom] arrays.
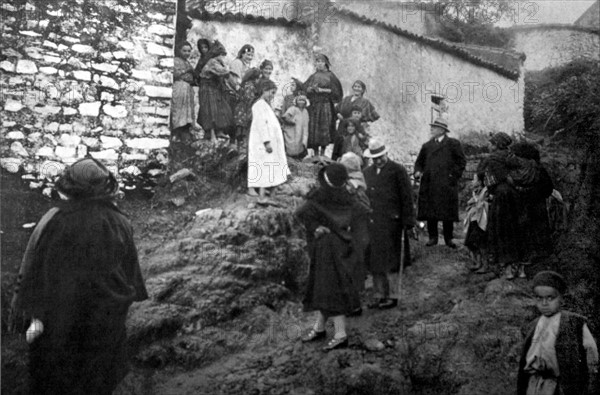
[[336, 80, 380, 133], [255, 60, 274, 96], [247, 79, 290, 198], [475, 132, 525, 278], [296, 163, 370, 351], [170, 41, 196, 144], [229, 44, 254, 92], [193, 38, 211, 86], [197, 40, 234, 143], [11, 158, 148, 395], [233, 67, 261, 149], [302, 54, 343, 157]]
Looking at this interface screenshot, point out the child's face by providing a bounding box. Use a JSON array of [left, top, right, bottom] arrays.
[[296, 99, 306, 108], [534, 286, 562, 317], [347, 124, 356, 134], [351, 110, 361, 120]]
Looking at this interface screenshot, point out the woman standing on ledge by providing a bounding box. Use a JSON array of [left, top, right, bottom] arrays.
[[170, 41, 196, 144], [303, 54, 343, 157]]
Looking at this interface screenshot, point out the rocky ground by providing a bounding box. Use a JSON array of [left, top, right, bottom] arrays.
[[0, 142, 555, 395]]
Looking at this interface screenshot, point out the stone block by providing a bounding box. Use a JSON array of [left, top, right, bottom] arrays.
[[77, 144, 88, 158], [126, 138, 170, 150], [113, 51, 129, 59], [0, 158, 22, 173], [59, 133, 81, 146], [43, 40, 58, 49], [38, 160, 65, 178], [5, 100, 24, 112], [122, 153, 149, 161], [71, 44, 95, 54], [78, 101, 101, 117], [44, 122, 60, 133], [81, 137, 99, 148], [1, 60, 15, 72], [103, 104, 128, 118], [159, 58, 174, 68], [99, 75, 119, 89], [73, 70, 91, 81], [7, 131, 26, 140], [90, 149, 119, 161], [43, 55, 61, 64], [118, 41, 135, 50], [39, 66, 58, 74], [36, 146, 54, 157], [101, 136, 124, 149], [63, 107, 78, 116], [148, 24, 175, 36], [147, 42, 172, 56], [131, 69, 153, 80], [33, 106, 61, 115], [3, 121, 17, 127], [92, 62, 118, 73], [10, 142, 29, 157], [143, 85, 172, 98], [55, 146, 77, 159]]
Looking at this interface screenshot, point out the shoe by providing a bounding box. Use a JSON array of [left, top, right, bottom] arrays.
[[474, 265, 489, 274], [445, 240, 457, 249], [517, 265, 527, 279], [504, 265, 515, 280], [367, 299, 383, 309], [322, 337, 348, 352], [301, 329, 326, 343], [347, 307, 363, 317], [425, 239, 438, 247], [378, 298, 398, 309]]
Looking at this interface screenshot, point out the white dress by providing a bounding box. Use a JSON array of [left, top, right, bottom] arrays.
[[248, 99, 290, 188]]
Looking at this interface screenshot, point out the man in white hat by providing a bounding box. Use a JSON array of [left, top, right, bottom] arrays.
[[414, 117, 466, 248], [363, 138, 415, 309]]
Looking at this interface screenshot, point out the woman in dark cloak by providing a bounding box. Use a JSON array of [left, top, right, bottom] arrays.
[[302, 54, 343, 157], [197, 40, 234, 143], [296, 163, 370, 351], [11, 158, 148, 395], [476, 132, 525, 278], [193, 38, 211, 86]]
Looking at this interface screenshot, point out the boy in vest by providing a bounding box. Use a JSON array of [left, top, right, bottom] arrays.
[[517, 271, 598, 394]]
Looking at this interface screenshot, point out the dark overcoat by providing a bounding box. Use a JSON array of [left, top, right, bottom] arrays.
[[12, 200, 148, 395], [364, 160, 415, 274], [414, 136, 466, 222], [296, 186, 369, 316]]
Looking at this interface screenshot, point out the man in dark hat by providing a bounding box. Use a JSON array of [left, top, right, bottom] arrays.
[[414, 117, 466, 248], [12, 158, 148, 395], [363, 139, 415, 309]]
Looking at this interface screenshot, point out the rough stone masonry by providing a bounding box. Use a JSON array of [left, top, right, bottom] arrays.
[[1, 0, 176, 195]]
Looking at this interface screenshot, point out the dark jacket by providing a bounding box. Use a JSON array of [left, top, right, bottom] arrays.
[[13, 200, 148, 395], [414, 136, 466, 222], [517, 311, 590, 395], [296, 186, 370, 316], [364, 160, 415, 274]]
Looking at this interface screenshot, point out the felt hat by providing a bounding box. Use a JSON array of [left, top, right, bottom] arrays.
[[320, 163, 348, 188], [55, 158, 119, 200], [363, 138, 387, 158], [430, 117, 451, 133], [532, 271, 567, 295]]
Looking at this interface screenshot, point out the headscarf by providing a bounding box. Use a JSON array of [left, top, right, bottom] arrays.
[[353, 80, 366, 93], [206, 40, 227, 60], [532, 271, 567, 295], [197, 38, 210, 55], [489, 132, 513, 150], [260, 59, 273, 70], [315, 53, 331, 70], [55, 158, 119, 200], [237, 44, 254, 59], [339, 152, 366, 190]]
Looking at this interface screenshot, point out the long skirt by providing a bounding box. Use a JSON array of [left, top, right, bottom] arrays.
[[520, 199, 553, 261], [197, 78, 233, 133], [487, 183, 524, 267], [170, 80, 195, 130], [303, 233, 360, 316], [307, 101, 334, 149], [465, 221, 487, 253]]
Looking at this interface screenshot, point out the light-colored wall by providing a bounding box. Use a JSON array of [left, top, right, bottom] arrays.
[[1, 0, 176, 189], [512, 28, 600, 71], [188, 19, 315, 110], [318, 15, 524, 163]]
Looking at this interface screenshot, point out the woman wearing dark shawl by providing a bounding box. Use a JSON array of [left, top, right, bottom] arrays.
[[197, 40, 234, 142], [11, 158, 148, 395], [193, 38, 211, 87], [336, 80, 380, 133], [476, 132, 525, 278], [171, 42, 196, 144], [296, 163, 370, 351], [302, 54, 343, 157]]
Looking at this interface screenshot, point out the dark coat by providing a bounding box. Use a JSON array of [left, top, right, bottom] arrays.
[[415, 136, 466, 222], [364, 160, 415, 274], [296, 186, 369, 316], [13, 200, 148, 395], [517, 311, 590, 395]]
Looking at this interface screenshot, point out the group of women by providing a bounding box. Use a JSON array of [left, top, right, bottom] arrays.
[[170, 39, 380, 159], [465, 132, 555, 280]]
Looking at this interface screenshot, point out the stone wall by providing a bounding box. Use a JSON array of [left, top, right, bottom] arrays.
[[511, 26, 600, 71], [318, 14, 524, 163], [0, 0, 176, 193]]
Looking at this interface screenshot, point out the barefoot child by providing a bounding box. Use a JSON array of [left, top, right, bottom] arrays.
[[282, 94, 309, 159], [517, 271, 598, 395]]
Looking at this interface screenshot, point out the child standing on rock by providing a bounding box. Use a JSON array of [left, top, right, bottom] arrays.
[[517, 271, 598, 395]]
